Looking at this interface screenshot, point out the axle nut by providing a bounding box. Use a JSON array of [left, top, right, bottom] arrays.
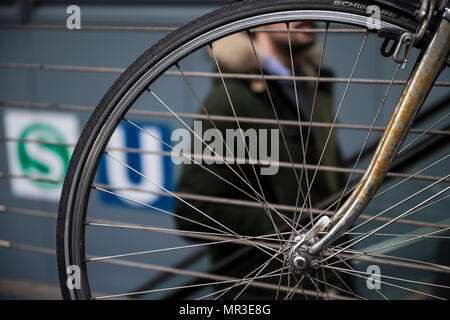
[[293, 255, 307, 270]]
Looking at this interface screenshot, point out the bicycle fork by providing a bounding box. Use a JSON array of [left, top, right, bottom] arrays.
[[290, 9, 450, 270]]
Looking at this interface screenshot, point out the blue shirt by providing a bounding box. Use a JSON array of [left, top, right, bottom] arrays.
[[260, 51, 313, 123]]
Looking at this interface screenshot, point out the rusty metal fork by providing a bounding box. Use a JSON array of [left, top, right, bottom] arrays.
[[308, 10, 450, 256]]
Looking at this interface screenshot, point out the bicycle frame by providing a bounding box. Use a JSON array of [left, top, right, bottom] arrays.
[[307, 8, 450, 257]]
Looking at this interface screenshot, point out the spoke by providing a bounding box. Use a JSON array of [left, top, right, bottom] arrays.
[[93, 186, 236, 240], [196, 266, 288, 300], [86, 217, 295, 250], [397, 112, 449, 155], [88, 251, 313, 300], [123, 118, 295, 228], [323, 184, 450, 262], [139, 90, 300, 237], [103, 152, 284, 260], [327, 226, 450, 271], [88, 250, 353, 300], [214, 246, 286, 299], [146, 89, 263, 202], [347, 175, 450, 234], [292, 176, 368, 237], [163, 152, 448, 235], [228, 242, 293, 300], [246, 28, 308, 196], [307, 270, 364, 300], [373, 154, 449, 200], [302, 22, 329, 186], [321, 268, 330, 300], [276, 252, 289, 300], [330, 244, 450, 274], [233, 247, 286, 300], [175, 63, 255, 188], [327, 251, 388, 300], [87, 214, 450, 244], [333, 63, 401, 214], [96, 269, 289, 300], [326, 263, 366, 300], [334, 190, 450, 246], [284, 274, 305, 300], [176, 62, 285, 245], [285, 22, 316, 226], [324, 202, 450, 261], [290, 44, 408, 238], [305, 273, 323, 300], [294, 31, 369, 230], [95, 175, 448, 230], [323, 265, 448, 299], [86, 239, 235, 262], [208, 43, 286, 242], [298, 23, 330, 230], [246, 27, 312, 227], [343, 231, 450, 240]]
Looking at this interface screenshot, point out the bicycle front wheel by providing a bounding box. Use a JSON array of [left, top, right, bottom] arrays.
[[57, 0, 450, 300]]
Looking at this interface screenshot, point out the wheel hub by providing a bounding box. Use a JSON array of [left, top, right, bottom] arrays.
[[287, 216, 331, 273], [288, 234, 320, 273]]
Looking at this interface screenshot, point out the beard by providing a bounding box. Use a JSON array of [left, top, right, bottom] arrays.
[[272, 35, 316, 56]]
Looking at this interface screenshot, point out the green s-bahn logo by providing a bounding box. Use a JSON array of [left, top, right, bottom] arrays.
[[17, 123, 70, 189], [4, 110, 79, 201]]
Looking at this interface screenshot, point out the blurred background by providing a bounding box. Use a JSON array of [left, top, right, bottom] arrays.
[[0, 0, 448, 299]]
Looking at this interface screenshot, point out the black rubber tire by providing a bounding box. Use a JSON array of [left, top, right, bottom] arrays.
[[57, 0, 418, 300]]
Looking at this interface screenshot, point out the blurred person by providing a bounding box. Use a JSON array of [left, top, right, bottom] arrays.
[[173, 22, 347, 299]]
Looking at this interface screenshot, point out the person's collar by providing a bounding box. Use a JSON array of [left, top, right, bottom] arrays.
[[256, 45, 291, 77]]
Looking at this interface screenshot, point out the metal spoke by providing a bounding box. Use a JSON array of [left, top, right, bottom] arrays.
[[96, 269, 290, 300], [294, 31, 369, 230], [307, 270, 364, 300], [175, 62, 285, 245], [305, 273, 323, 300], [123, 118, 297, 232], [208, 42, 287, 242], [373, 154, 449, 200], [348, 175, 450, 234], [296, 22, 330, 228], [86, 239, 236, 262], [327, 264, 365, 300], [326, 251, 388, 300], [123, 118, 287, 221], [92, 186, 237, 240], [246, 27, 312, 224], [323, 265, 448, 299], [333, 63, 401, 215], [327, 226, 450, 271], [145, 88, 299, 237], [86, 219, 288, 251], [233, 247, 287, 300], [103, 152, 285, 260], [285, 22, 315, 225], [196, 266, 288, 300], [284, 275, 305, 300], [213, 246, 286, 299], [397, 112, 449, 155], [323, 183, 450, 262]]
